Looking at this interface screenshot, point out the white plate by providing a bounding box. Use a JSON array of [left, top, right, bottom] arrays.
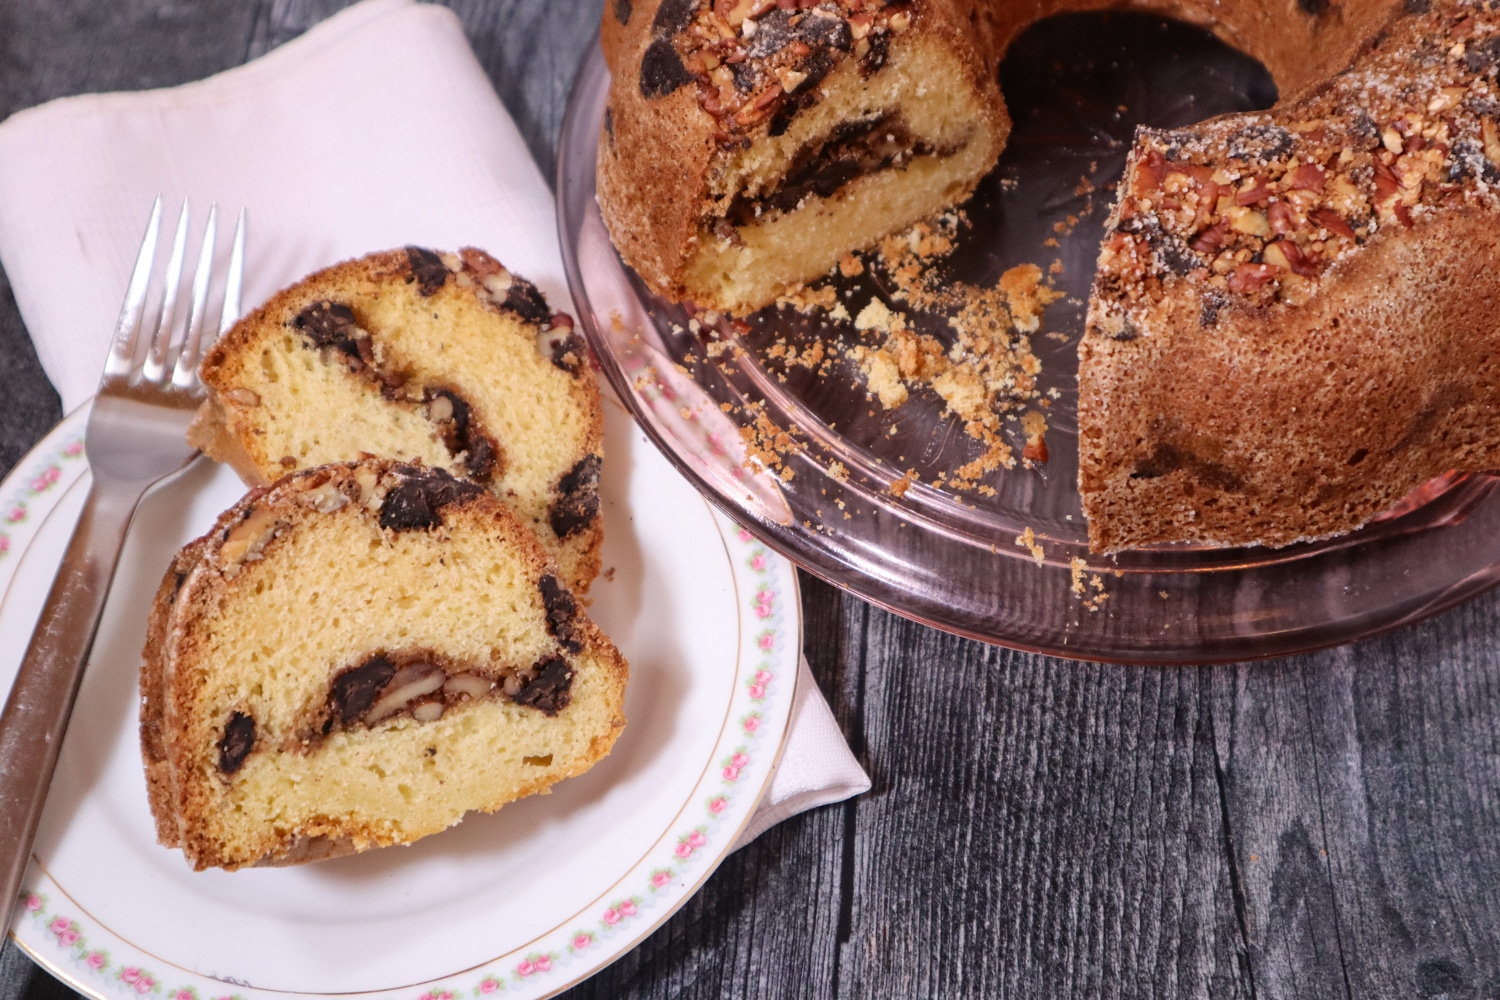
[[0, 398, 799, 1000]]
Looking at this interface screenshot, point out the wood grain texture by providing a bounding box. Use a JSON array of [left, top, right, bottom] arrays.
[[2, 1, 1499, 997]]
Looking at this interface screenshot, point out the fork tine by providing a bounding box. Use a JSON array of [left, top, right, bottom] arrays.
[[142, 201, 190, 385], [103, 197, 162, 379], [218, 208, 247, 335], [170, 204, 218, 391]]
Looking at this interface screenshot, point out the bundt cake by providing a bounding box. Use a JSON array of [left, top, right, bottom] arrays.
[[598, 0, 1500, 553], [189, 247, 604, 591], [141, 460, 629, 871]]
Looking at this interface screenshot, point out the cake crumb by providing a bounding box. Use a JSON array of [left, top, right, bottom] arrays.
[[1021, 409, 1049, 466], [855, 298, 903, 334], [1015, 527, 1045, 565], [1070, 558, 1111, 610], [1070, 558, 1088, 596], [777, 282, 840, 313]]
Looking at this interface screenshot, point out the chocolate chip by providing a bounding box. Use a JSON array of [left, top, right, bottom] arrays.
[[1228, 124, 1294, 163], [796, 12, 852, 50], [730, 61, 758, 93], [1403, 0, 1430, 12], [405, 246, 449, 296], [1110, 317, 1141, 343], [465, 435, 500, 482], [217, 711, 256, 775], [859, 31, 889, 75], [640, 39, 693, 98], [1464, 37, 1500, 76], [746, 10, 797, 58], [1154, 234, 1198, 277], [1200, 291, 1227, 328], [604, 107, 615, 139], [1297, 0, 1330, 15], [331, 655, 396, 725], [550, 455, 601, 539], [511, 655, 575, 715], [292, 301, 361, 357], [379, 468, 485, 532], [613, 0, 631, 24], [539, 574, 582, 653], [650, 0, 695, 37], [548, 330, 589, 374], [503, 277, 552, 325], [1448, 138, 1500, 183], [426, 388, 502, 482], [797, 48, 838, 93]]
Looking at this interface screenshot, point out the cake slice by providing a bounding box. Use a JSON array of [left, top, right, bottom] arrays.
[[140, 460, 628, 871], [188, 247, 603, 592]]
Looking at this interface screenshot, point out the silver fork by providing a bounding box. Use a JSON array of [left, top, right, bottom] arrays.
[[0, 198, 246, 918]]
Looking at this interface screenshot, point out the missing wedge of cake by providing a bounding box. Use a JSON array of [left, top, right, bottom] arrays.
[[188, 247, 604, 592], [599, 0, 1500, 553], [141, 460, 628, 871]]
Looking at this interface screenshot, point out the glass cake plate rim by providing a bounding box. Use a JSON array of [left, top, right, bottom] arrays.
[[556, 43, 1500, 664]]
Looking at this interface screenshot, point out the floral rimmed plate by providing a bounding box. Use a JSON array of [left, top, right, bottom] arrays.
[[0, 397, 799, 1000]]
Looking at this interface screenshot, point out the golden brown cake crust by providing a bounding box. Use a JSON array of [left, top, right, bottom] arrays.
[[140, 460, 629, 871], [1081, 0, 1500, 551], [193, 247, 604, 591]]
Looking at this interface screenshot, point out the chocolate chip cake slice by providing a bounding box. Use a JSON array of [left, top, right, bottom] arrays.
[[188, 247, 603, 593], [140, 460, 628, 871]]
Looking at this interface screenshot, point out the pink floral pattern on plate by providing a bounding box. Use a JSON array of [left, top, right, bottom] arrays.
[[0, 432, 85, 563]]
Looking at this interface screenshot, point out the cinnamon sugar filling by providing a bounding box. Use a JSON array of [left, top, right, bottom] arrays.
[[722, 111, 969, 227]]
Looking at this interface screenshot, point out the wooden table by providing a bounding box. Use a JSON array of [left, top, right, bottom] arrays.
[[2, 2, 1498, 997]]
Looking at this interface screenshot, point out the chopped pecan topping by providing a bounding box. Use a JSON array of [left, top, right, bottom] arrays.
[[1098, 3, 1500, 313], [654, 0, 909, 137]]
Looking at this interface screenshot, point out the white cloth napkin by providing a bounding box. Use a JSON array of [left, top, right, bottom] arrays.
[[0, 0, 867, 848]]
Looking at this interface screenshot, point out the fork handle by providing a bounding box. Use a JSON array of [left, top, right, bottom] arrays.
[[0, 482, 140, 925]]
